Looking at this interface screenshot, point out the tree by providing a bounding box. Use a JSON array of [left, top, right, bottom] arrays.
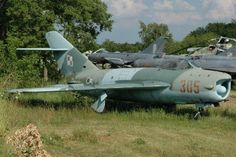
[[0, 0, 113, 86], [100, 39, 143, 52], [138, 21, 172, 48], [48, 0, 113, 52], [1, 0, 56, 85], [0, 0, 8, 40], [190, 20, 236, 38], [164, 32, 218, 55]]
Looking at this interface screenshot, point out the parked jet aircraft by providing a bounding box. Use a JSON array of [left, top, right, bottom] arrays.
[[133, 47, 236, 78], [9, 31, 231, 119], [89, 36, 236, 77], [88, 37, 166, 67], [131, 36, 236, 77]]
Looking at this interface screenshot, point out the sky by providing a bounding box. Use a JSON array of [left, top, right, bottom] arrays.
[[97, 0, 236, 44]]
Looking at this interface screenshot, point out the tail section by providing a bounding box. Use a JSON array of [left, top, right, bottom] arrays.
[[17, 31, 99, 79], [141, 36, 166, 54], [45, 31, 99, 78], [46, 31, 74, 49]]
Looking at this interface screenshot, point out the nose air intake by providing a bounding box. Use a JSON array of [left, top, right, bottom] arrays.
[[216, 79, 231, 99], [216, 85, 226, 95]]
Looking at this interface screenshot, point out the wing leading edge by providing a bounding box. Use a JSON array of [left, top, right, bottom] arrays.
[[8, 81, 170, 93]]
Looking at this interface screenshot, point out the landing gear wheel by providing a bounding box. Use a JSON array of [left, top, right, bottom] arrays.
[[193, 107, 204, 120]]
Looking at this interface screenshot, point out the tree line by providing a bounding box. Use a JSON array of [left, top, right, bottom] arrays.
[[0, 0, 112, 86], [0, 0, 236, 87]]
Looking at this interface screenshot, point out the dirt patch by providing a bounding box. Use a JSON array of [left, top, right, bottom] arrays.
[[6, 124, 52, 157]]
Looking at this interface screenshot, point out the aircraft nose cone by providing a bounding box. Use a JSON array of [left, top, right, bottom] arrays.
[[216, 84, 227, 95]]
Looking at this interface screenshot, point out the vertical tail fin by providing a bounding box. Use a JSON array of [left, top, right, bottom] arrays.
[[45, 31, 99, 78], [46, 31, 74, 49], [141, 37, 166, 54]]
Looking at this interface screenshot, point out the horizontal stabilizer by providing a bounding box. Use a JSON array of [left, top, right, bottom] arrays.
[[16, 48, 69, 51]]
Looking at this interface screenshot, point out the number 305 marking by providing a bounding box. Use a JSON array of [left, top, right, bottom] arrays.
[[180, 80, 200, 94]]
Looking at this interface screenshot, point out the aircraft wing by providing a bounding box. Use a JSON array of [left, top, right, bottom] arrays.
[[104, 57, 130, 66], [8, 81, 169, 113], [8, 81, 170, 94], [101, 80, 170, 90], [204, 67, 236, 73], [187, 47, 202, 54], [8, 84, 90, 93]]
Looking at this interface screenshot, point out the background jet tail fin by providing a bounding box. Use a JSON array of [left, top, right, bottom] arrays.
[[45, 31, 99, 78], [141, 36, 166, 54]]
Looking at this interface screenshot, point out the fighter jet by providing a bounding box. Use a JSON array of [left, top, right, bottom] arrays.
[[133, 47, 236, 78], [9, 31, 231, 118], [132, 36, 236, 77], [88, 37, 166, 67]]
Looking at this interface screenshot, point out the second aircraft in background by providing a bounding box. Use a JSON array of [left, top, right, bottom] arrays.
[[88, 37, 166, 68]]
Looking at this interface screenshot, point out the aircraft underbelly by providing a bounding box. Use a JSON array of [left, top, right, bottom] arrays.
[[105, 90, 157, 102], [103, 89, 220, 105], [103, 89, 202, 104]]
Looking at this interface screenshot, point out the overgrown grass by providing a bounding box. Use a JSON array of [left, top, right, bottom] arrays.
[[0, 92, 236, 157]]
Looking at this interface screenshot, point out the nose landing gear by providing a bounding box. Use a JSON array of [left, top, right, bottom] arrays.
[[193, 107, 204, 120], [193, 104, 213, 120]]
